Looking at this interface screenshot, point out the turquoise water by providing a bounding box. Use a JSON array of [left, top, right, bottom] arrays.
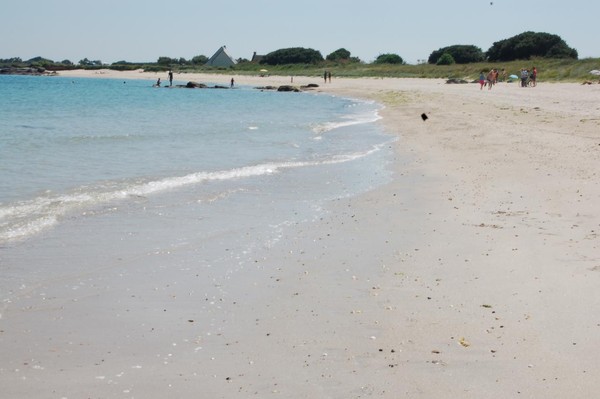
[[0, 74, 393, 245]]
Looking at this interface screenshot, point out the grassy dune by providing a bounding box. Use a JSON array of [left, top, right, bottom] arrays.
[[201, 58, 600, 82]]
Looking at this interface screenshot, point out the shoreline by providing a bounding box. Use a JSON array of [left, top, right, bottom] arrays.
[[3, 69, 600, 397], [58, 68, 325, 89]]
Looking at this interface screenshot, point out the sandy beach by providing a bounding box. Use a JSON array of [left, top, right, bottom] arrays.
[[3, 69, 599, 398]]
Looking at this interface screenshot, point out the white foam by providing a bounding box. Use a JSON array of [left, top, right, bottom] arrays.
[[312, 109, 381, 135], [0, 215, 58, 242], [0, 150, 381, 243]]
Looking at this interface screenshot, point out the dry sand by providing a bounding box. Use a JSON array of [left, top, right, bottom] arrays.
[[4, 69, 600, 398], [317, 77, 600, 398]]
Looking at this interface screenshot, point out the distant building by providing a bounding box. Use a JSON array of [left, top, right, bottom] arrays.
[[205, 46, 236, 67], [251, 52, 265, 63]]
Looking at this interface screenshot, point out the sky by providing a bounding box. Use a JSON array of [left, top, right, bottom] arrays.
[[1, 0, 598, 65]]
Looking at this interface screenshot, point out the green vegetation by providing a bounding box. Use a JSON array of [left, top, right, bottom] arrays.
[[261, 47, 324, 65], [78, 58, 103, 66], [487, 31, 577, 61], [428, 32, 575, 64], [326, 48, 351, 61], [429, 45, 484, 64], [374, 53, 404, 65], [326, 48, 358, 63], [436, 53, 455, 66], [217, 58, 600, 83], [2, 55, 599, 82]]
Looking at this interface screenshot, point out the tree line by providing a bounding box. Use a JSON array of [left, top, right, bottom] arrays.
[[428, 32, 578, 65], [256, 32, 577, 66], [0, 31, 579, 70]]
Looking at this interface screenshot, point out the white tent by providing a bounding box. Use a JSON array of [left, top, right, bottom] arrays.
[[205, 46, 237, 67]]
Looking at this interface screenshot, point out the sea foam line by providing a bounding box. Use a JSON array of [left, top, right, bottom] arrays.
[[312, 111, 381, 134], [0, 148, 381, 243], [311, 99, 382, 135]]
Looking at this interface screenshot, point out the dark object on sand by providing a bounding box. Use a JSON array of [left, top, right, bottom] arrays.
[[446, 78, 469, 84], [421, 113, 428, 121]]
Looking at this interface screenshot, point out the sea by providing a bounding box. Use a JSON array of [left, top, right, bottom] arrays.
[[0, 74, 394, 281]]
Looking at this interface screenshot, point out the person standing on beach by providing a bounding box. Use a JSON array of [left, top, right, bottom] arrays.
[[230, 77, 235, 88], [520, 69, 529, 87], [168, 70, 173, 86], [531, 67, 537, 87], [486, 69, 495, 90], [328, 71, 332, 83], [479, 71, 486, 90], [324, 71, 328, 83]]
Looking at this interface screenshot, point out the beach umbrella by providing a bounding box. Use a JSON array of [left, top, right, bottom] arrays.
[[509, 74, 519, 79], [589, 69, 600, 76]]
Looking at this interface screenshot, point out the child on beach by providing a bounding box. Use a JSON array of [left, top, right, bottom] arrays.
[[479, 72, 486, 90]]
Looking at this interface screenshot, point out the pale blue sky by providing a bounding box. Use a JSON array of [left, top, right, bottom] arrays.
[[1, 0, 597, 64]]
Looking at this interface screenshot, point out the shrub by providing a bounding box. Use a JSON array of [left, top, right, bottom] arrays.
[[428, 45, 484, 64], [436, 53, 455, 65], [487, 31, 578, 61], [326, 48, 351, 62], [261, 48, 324, 65], [191, 55, 208, 65], [157, 56, 177, 66], [374, 53, 404, 64]]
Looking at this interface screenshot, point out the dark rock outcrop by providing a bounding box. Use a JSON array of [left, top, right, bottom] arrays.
[[0, 67, 56, 76], [185, 81, 207, 88], [277, 85, 301, 92], [255, 83, 320, 92], [174, 82, 231, 89]]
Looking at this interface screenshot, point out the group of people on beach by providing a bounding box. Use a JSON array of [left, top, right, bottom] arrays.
[[520, 67, 537, 87], [479, 68, 503, 90], [479, 67, 538, 90], [323, 70, 332, 83]]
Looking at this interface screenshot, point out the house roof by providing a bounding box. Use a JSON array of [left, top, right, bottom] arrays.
[[205, 46, 236, 67], [251, 52, 265, 63]]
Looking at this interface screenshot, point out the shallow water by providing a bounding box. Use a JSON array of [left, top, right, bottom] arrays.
[[0, 74, 393, 245]]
